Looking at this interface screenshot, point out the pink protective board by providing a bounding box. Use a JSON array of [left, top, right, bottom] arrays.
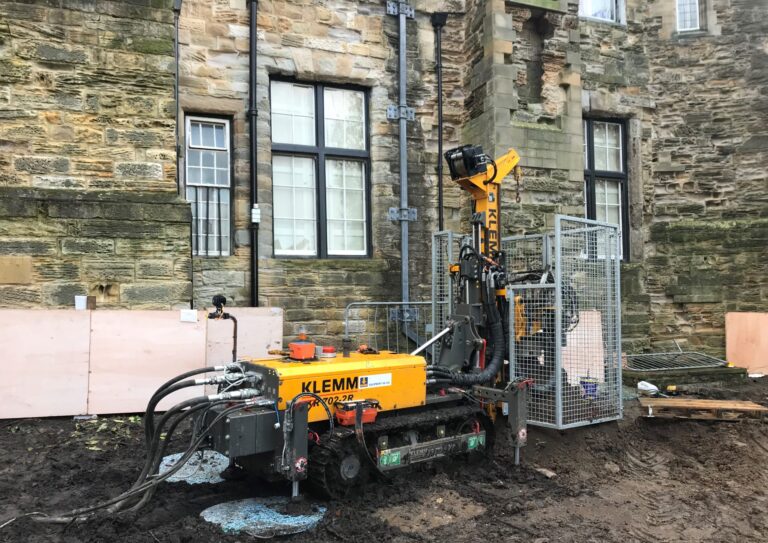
[[562, 310, 606, 385], [0, 310, 91, 419], [726, 312, 768, 374], [206, 307, 284, 366], [88, 310, 208, 414]]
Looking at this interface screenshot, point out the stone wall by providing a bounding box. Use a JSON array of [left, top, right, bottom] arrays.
[[0, 188, 191, 307], [457, 0, 768, 357], [0, 0, 192, 309], [180, 0, 470, 343], [1, 0, 764, 352], [177, 0, 252, 308], [638, 0, 768, 354], [257, 0, 470, 343]]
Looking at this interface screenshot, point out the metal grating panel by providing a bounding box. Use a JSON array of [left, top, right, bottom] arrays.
[[626, 351, 726, 372]]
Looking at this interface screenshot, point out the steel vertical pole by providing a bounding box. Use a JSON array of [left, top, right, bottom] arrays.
[[431, 13, 447, 232], [398, 9, 409, 305]]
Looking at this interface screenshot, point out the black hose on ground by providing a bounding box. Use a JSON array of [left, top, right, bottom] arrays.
[[28, 401, 253, 524], [138, 396, 211, 482], [126, 400, 230, 512], [109, 396, 213, 513]]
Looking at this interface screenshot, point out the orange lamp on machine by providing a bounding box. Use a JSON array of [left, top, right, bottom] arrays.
[[288, 330, 316, 361]]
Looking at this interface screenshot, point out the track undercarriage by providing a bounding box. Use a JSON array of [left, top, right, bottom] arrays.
[[308, 404, 493, 498]]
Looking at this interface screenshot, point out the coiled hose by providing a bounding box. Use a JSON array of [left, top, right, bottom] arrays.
[[428, 275, 505, 386]]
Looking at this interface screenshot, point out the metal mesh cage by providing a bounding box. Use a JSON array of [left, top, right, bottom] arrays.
[[431, 231, 469, 362], [505, 215, 623, 429]]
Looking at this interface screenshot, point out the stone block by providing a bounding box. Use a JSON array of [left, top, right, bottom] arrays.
[[0, 285, 42, 306], [33, 260, 81, 281], [77, 220, 164, 239], [31, 176, 86, 189], [0, 198, 38, 218], [61, 238, 115, 255], [42, 282, 88, 306], [14, 156, 70, 174], [82, 259, 136, 282], [121, 281, 192, 305], [0, 239, 57, 256], [137, 259, 174, 278], [0, 256, 33, 285], [115, 162, 163, 179], [34, 43, 89, 64]]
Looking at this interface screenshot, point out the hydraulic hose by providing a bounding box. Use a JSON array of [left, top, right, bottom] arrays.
[[429, 275, 506, 387], [144, 379, 199, 443], [144, 364, 244, 443], [107, 396, 214, 514], [154, 366, 222, 395], [127, 399, 231, 512], [30, 400, 257, 524], [443, 318, 504, 386]]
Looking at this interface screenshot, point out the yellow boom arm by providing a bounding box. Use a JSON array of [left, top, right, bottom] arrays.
[[452, 148, 521, 256]]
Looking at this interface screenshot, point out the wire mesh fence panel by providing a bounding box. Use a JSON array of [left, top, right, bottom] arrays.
[[431, 232, 471, 362], [502, 234, 548, 280], [556, 216, 622, 428], [507, 216, 622, 429], [344, 302, 434, 356], [509, 284, 559, 426]]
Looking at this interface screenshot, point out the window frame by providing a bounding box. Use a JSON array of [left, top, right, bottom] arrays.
[[269, 79, 372, 259], [583, 118, 630, 260], [578, 0, 626, 25], [676, 0, 702, 32], [184, 114, 234, 258]]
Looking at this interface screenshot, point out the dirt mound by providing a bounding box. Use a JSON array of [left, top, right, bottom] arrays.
[[1, 378, 767, 542]]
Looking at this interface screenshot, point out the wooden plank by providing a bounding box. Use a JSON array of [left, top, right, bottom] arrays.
[[638, 398, 768, 412], [726, 312, 768, 374]]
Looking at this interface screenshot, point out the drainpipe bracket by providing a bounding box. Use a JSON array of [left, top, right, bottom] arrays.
[[386, 1, 414, 18], [389, 207, 417, 222], [387, 105, 415, 121]]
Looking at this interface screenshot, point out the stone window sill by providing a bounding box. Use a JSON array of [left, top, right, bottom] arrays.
[[671, 30, 709, 40], [579, 16, 627, 29]]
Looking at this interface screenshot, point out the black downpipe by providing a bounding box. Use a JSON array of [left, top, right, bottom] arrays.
[[431, 13, 448, 231], [173, 0, 183, 195], [172, 0, 193, 308], [248, 0, 260, 307]]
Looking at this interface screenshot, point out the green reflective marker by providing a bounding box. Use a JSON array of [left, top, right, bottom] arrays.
[[390, 451, 401, 465]]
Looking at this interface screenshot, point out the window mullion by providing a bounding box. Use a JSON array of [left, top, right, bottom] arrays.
[[316, 85, 327, 258]]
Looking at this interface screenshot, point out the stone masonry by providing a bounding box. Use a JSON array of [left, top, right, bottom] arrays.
[[0, 0, 765, 354], [0, 1, 191, 308], [463, 0, 767, 356], [179, 0, 470, 343]]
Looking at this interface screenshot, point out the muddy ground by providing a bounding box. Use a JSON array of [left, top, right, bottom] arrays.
[[1, 378, 767, 543]]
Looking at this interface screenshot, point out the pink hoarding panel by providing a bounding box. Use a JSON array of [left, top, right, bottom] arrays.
[[726, 312, 768, 374], [88, 310, 208, 414], [0, 310, 90, 419], [206, 307, 284, 366]]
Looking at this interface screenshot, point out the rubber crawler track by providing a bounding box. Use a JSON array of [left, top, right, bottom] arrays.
[[307, 405, 487, 498]]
